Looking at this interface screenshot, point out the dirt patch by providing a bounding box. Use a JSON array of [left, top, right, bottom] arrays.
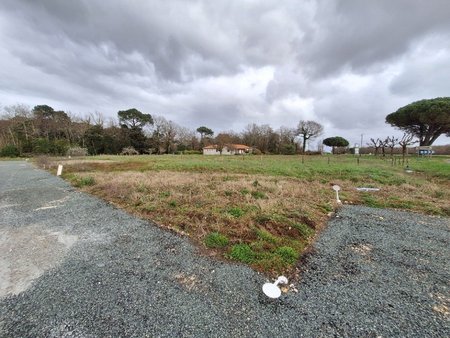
[[0, 224, 78, 297]]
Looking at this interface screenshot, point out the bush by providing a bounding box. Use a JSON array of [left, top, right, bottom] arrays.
[[121, 147, 139, 155], [182, 150, 202, 155], [230, 244, 255, 263], [252, 148, 262, 155], [51, 139, 70, 156], [280, 144, 296, 155], [204, 232, 229, 248], [0, 144, 20, 157], [32, 138, 51, 154], [32, 138, 69, 155], [67, 147, 88, 157]]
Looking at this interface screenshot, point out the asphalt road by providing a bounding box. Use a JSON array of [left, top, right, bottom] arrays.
[[0, 161, 449, 337]]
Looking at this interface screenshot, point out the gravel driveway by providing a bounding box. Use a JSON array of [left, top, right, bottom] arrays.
[[0, 161, 449, 337]]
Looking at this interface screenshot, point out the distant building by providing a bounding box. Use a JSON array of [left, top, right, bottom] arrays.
[[202, 144, 251, 155], [416, 146, 433, 156], [202, 145, 221, 155]]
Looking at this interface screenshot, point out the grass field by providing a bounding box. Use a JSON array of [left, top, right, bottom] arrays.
[[43, 154, 450, 276]]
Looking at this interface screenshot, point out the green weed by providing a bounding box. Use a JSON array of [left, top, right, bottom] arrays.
[[255, 228, 279, 244], [204, 232, 229, 248], [292, 223, 314, 238], [227, 207, 245, 218], [73, 176, 95, 187], [240, 188, 250, 195], [230, 244, 255, 263], [275, 246, 299, 264], [251, 191, 267, 199]]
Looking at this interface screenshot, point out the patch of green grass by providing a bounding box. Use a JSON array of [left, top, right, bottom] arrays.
[[255, 228, 279, 244], [361, 193, 383, 208], [319, 202, 333, 213], [275, 246, 299, 264], [385, 197, 414, 209], [204, 232, 229, 248], [73, 176, 95, 187], [240, 188, 250, 195], [141, 204, 156, 212], [168, 200, 177, 208], [159, 191, 171, 198], [251, 191, 267, 199], [229, 244, 255, 263], [227, 207, 245, 218], [292, 223, 314, 238]]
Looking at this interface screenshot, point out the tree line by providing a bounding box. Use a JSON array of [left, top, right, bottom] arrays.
[[0, 104, 328, 156], [1, 97, 448, 157]]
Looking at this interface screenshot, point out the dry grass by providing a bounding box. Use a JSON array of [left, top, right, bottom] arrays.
[[68, 170, 329, 274], [49, 154, 450, 275]]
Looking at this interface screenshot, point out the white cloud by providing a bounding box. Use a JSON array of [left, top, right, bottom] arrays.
[[0, 0, 449, 144]]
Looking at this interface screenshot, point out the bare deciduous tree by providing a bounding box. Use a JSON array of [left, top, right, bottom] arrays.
[[368, 138, 384, 156], [297, 120, 323, 153], [386, 136, 398, 156], [399, 133, 418, 163]]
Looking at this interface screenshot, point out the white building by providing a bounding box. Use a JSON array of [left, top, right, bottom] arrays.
[[203, 144, 251, 155]]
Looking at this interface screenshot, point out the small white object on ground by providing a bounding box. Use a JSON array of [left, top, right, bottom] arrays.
[[332, 185, 341, 203], [57, 165, 63, 176], [262, 276, 288, 298], [356, 187, 380, 192]]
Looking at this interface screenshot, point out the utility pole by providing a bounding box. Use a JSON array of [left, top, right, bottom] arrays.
[[360, 134, 364, 156]]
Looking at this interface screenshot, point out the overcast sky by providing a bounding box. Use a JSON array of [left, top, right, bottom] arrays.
[[1, 0, 449, 146]]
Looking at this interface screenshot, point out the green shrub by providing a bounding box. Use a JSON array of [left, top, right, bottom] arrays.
[[230, 244, 255, 263], [280, 143, 296, 155], [182, 150, 202, 155], [275, 246, 299, 264], [204, 232, 229, 248], [0, 144, 20, 157]]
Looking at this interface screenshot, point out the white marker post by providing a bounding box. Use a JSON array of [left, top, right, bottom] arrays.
[[57, 164, 63, 176], [332, 185, 341, 203]]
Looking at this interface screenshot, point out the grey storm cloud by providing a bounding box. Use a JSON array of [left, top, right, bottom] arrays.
[[0, 0, 449, 145]]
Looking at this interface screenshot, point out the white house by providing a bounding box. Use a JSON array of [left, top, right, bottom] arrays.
[[203, 144, 251, 155], [221, 144, 251, 155], [202, 145, 221, 155]]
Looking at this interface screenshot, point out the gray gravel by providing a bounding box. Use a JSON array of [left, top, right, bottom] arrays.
[[1, 161, 449, 337]]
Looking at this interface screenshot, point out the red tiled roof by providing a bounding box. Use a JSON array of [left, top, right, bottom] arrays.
[[226, 144, 250, 150], [203, 145, 218, 149]]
